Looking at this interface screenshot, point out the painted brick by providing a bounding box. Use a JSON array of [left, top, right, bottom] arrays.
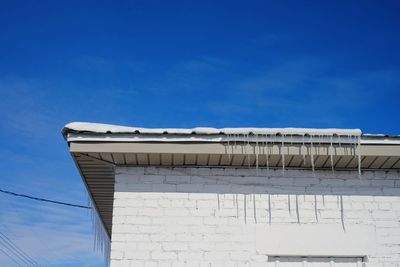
[[110, 167, 400, 267]]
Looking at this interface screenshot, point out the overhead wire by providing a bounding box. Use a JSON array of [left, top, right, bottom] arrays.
[[0, 236, 32, 266], [0, 246, 22, 267], [0, 188, 91, 209], [0, 187, 92, 265], [0, 230, 40, 266]]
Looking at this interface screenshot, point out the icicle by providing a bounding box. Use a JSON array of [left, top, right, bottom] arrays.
[[288, 194, 291, 215], [227, 134, 231, 161], [235, 193, 239, 218], [240, 134, 245, 154], [310, 135, 316, 178], [330, 135, 335, 175], [217, 194, 220, 210], [357, 135, 362, 179], [88, 197, 110, 266], [244, 194, 247, 224], [302, 135, 306, 167], [253, 194, 257, 223], [314, 195, 318, 222], [230, 134, 234, 157], [268, 194, 272, 224], [340, 195, 345, 231], [330, 258, 334, 267], [281, 135, 285, 176], [255, 135, 259, 176], [295, 195, 300, 224], [246, 134, 251, 168], [318, 134, 322, 153], [234, 134, 237, 147], [265, 136, 270, 177]]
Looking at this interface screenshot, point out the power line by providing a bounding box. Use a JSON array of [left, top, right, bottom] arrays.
[[0, 231, 40, 266], [0, 246, 23, 267], [0, 188, 92, 209], [0, 237, 31, 266]]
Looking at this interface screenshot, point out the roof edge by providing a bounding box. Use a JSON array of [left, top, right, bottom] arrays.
[[62, 122, 362, 138]]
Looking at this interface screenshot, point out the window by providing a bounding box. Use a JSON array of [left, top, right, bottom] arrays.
[[267, 256, 365, 267]]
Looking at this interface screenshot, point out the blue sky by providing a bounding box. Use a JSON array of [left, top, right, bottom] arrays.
[[0, 1, 399, 266]]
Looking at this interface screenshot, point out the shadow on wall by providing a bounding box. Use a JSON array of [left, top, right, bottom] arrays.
[[114, 167, 400, 231]]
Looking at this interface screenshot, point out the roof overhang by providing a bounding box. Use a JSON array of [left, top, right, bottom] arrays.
[[62, 122, 400, 236]]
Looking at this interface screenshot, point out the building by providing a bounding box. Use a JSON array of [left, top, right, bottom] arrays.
[[62, 122, 400, 267]]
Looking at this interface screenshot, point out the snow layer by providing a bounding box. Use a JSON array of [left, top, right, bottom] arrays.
[[63, 122, 362, 137]]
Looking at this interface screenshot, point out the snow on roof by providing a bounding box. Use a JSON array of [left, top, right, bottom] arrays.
[[62, 122, 362, 137]]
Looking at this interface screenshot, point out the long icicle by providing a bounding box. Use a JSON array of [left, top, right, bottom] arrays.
[[266, 136, 270, 177], [255, 135, 259, 176], [302, 135, 306, 167], [89, 196, 110, 266], [227, 134, 231, 162], [268, 194, 272, 224], [236, 193, 239, 218], [357, 135, 362, 179], [247, 133, 251, 168], [314, 195, 318, 222], [253, 194, 257, 223], [330, 135, 335, 175], [281, 135, 285, 176], [244, 194, 247, 224], [310, 135, 316, 178]]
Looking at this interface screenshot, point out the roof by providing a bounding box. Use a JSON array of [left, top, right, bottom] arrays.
[[63, 122, 363, 136], [62, 122, 400, 237]]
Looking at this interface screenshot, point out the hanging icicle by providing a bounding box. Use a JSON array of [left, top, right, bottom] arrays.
[[234, 134, 237, 149], [253, 194, 257, 223], [281, 135, 285, 176], [235, 193, 239, 218], [295, 194, 300, 224], [302, 135, 307, 167], [88, 196, 110, 266], [255, 135, 259, 176], [265, 136, 270, 177], [268, 194, 272, 225], [246, 133, 251, 168], [340, 195, 346, 231], [244, 194, 247, 224], [330, 135, 335, 175], [314, 195, 318, 222], [227, 134, 231, 162], [357, 135, 362, 178], [310, 135, 316, 178]]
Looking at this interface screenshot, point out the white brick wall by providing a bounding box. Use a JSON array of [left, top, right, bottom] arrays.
[[110, 167, 400, 267]]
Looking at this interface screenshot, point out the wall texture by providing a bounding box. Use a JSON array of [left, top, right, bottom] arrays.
[[110, 167, 400, 267]]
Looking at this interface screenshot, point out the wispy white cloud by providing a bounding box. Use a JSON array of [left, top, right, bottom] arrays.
[[0, 52, 398, 267], [0, 194, 104, 266]]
